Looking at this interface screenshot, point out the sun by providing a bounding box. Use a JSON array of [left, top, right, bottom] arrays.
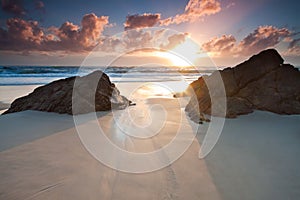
[[155, 51, 191, 67], [156, 38, 200, 67]]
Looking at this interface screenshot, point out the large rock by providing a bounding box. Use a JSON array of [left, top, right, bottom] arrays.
[[185, 49, 300, 120], [3, 71, 130, 115]]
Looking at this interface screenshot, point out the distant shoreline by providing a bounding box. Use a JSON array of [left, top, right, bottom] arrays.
[[0, 65, 215, 86]]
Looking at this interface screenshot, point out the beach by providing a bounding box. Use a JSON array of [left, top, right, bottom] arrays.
[[1, 0, 300, 199], [0, 85, 41, 114], [1, 81, 300, 200]]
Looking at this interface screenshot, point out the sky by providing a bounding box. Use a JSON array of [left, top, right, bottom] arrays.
[[0, 0, 299, 67]]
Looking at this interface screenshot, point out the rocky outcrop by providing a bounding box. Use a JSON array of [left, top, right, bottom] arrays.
[[185, 49, 300, 121], [3, 71, 130, 115]]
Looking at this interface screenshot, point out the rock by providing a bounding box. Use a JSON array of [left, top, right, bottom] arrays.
[[129, 102, 137, 106], [185, 49, 300, 120], [199, 112, 210, 123], [3, 71, 130, 115]]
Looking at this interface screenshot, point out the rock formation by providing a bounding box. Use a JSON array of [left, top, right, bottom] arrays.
[[185, 49, 300, 121], [3, 71, 130, 115]]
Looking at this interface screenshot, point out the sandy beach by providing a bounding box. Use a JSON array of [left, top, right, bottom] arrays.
[[0, 85, 41, 114], [1, 0, 300, 198], [1, 83, 300, 200]]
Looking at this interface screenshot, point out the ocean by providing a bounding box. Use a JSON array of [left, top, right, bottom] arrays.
[[0, 66, 217, 86]]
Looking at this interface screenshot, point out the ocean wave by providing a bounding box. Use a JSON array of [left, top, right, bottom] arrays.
[[0, 66, 215, 85]]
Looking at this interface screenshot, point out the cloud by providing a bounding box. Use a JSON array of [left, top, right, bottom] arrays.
[[34, 0, 45, 14], [122, 29, 154, 49], [99, 37, 123, 52], [0, 13, 186, 55], [0, 13, 109, 52], [122, 0, 221, 29], [202, 34, 236, 55], [226, 2, 235, 9], [1, 0, 26, 15], [95, 28, 188, 55], [237, 25, 291, 55], [47, 13, 109, 51], [34, 0, 44, 10], [160, 0, 221, 26], [98, 29, 166, 52], [286, 38, 300, 56], [124, 13, 161, 30], [0, 18, 44, 51], [160, 33, 188, 50], [202, 25, 292, 57], [80, 13, 108, 46], [1, 0, 46, 17]]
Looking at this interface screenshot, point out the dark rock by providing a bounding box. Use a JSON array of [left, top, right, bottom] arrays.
[[129, 102, 137, 106], [199, 112, 210, 123], [204, 118, 211, 123], [3, 71, 130, 115], [185, 49, 300, 120]]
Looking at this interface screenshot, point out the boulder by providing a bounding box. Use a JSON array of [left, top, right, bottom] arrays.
[[3, 71, 130, 115], [185, 49, 300, 120]]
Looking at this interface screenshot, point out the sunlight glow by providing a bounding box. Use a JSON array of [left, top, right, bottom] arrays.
[[171, 38, 200, 65], [157, 38, 201, 67], [155, 51, 191, 67]]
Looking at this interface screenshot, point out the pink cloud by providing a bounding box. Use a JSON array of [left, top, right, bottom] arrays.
[[95, 30, 154, 53], [0, 14, 186, 55], [160, 0, 221, 26], [80, 14, 109, 46], [0, 18, 44, 51], [0, 13, 109, 52], [99, 37, 123, 52], [96, 29, 186, 53], [124, 13, 161, 30], [122, 29, 153, 49], [202, 25, 293, 56], [122, 0, 221, 31], [160, 33, 188, 50], [237, 25, 291, 55], [202, 34, 236, 55]]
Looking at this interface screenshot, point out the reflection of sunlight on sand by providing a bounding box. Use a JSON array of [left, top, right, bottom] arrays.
[[102, 82, 199, 154], [110, 82, 192, 141], [107, 96, 197, 154], [130, 83, 173, 98], [112, 83, 171, 139], [116, 81, 189, 100]]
